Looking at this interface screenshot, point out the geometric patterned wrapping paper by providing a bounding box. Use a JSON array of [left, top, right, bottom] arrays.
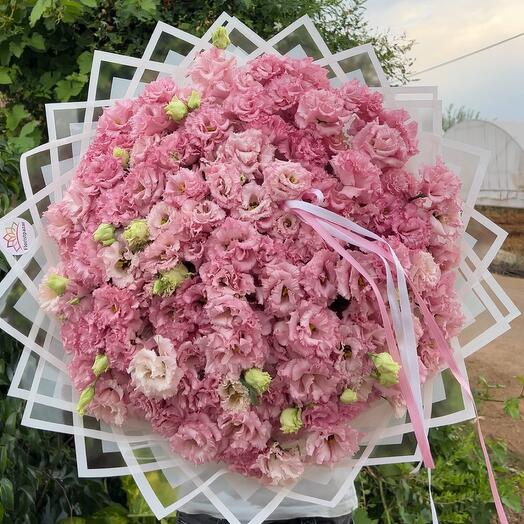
[[0, 13, 519, 523]]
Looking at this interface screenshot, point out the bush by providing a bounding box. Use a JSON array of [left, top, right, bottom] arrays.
[[354, 423, 524, 524]]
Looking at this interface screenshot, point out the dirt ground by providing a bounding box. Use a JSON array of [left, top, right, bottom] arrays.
[[466, 274, 524, 456]]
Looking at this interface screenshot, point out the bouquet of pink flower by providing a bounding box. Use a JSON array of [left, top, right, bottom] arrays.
[[39, 29, 464, 483], [1, 14, 518, 523]]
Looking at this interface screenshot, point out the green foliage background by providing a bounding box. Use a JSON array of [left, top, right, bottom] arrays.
[[0, 1, 521, 523]]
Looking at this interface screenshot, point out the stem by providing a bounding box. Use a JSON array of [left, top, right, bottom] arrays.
[[378, 477, 393, 524]]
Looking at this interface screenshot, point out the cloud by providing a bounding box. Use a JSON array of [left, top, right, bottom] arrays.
[[364, 0, 524, 119], [366, 0, 524, 70]]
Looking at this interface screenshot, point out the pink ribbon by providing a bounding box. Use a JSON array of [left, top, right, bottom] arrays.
[[286, 198, 509, 524]]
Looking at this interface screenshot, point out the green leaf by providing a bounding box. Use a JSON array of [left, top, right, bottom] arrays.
[[0, 447, 7, 476], [29, 0, 53, 28], [5, 104, 29, 131], [0, 478, 13, 512], [8, 41, 25, 58], [0, 67, 12, 84], [352, 507, 379, 524], [4, 412, 17, 435], [55, 73, 88, 101], [77, 51, 93, 75], [19, 121, 39, 137], [79, 0, 98, 7], [503, 397, 520, 420], [515, 375, 524, 387], [28, 33, 46, 51], [9, 135, 39, 154], [86, 502, 129, 524], [502, 491, 521, 512], [57, 518, 87, 524]]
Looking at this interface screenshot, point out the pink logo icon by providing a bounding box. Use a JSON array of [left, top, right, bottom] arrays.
[[2, 222, 22, 252]]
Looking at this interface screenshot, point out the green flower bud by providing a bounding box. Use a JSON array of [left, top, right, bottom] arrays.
[[92, 354, 110, 377], [187, 90, 201, 111], [370, 352, 401, 387], [112, 147, 129, 168], [211, 27, 230, 49], [123, 219, 149, 251], [46, 273, 69, 296], [165, 96, 188, 121], [152, 263, 191, 296], [244, 368, 272, 394], [76, 384, 95, 416], [93, 223, 116, 247], [339, 388, 358, 404], [280, 407, 303, 434]]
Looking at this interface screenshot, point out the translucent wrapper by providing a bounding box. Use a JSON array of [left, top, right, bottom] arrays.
[[0, 13, 519, 523]]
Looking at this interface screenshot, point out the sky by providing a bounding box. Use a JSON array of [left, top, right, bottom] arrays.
[[364, 0, 524, 121]]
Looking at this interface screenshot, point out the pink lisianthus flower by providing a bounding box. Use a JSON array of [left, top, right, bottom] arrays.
[[304, 424, 360, 465], [224, 85, 271, 123], [128, 337, 183, 400], [267, 73, 306, 111], [158, 130, 200, 169], [207, 218, 261, 272], [391, 202, 432, 250], [181, 199, 226, 234], [285, 301, 341, 358], [300, 249, 338, 305], [170, 413, 222, 465], [204, 162, 242, 209], [66, 232, 105, 289], [200, 260, 255, 298], [97, 99, 135, 137], [352, 122, 408, 169], [290, 129, 329, 170], [199, 329, 268, 376], [255, 444, 304, 486], [92, 283, 141, 330], [278, 358, 339, 404], [286, 57, 330, 89], [247, 54, 286, 84], [100, 241, 135, 288], [261, 261, 303, 317], [330, 149, 382, 203], [379, 107, 419, 159], [205, 294, 259, 331], [218, 128, 274, 175], [184, 104, 231, 159], [262, 160, 313, 201], [76, 151, 124, 191], [140, 77, 178, 104], [131, 102, 173, 138], [234, 182, 273, 223], [419, 161, 461, 207], [147, 202, 177, 238], [68, 351, 97, 391], [218, 411, 272, 451], [88, 376, 128, 426], [123, 165, 166, 216], [189, 46, 236, 100], [295, 89, 349, 137], [164, 168, 208, 207], [409, 250, 442, 292], [339, 79, 383, 122], [272, 211, 301, 239]]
